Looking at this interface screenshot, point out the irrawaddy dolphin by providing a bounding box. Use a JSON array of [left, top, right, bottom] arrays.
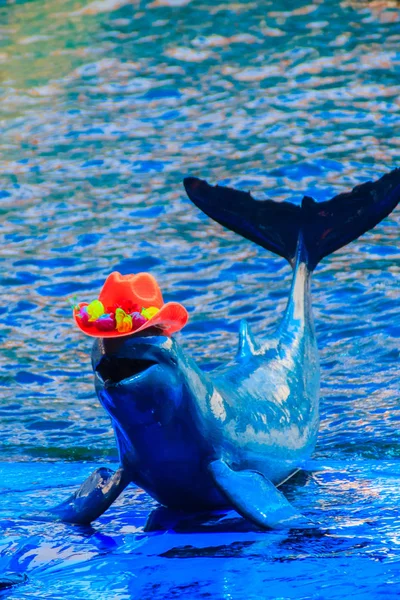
[[42, 169, 400, 530]]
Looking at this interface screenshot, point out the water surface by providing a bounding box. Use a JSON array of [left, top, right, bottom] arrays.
[[0, 0, 399, 597]]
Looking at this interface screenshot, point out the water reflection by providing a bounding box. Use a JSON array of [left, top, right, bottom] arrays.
[[3, 458, 400, 599], [0, 0, 400, 596]]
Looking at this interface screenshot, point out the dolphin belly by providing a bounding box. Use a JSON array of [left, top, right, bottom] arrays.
[[131, 460, 227, 510], [115, 416, 228, 510]]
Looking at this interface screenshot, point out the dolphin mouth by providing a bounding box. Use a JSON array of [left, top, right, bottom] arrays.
[[95, 356, 157, 386]]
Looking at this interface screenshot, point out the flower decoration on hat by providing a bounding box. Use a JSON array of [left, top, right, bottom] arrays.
[[73, 271, 188, 338]]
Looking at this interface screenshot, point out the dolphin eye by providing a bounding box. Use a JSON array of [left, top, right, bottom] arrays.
[[96, 357, 157, 384]]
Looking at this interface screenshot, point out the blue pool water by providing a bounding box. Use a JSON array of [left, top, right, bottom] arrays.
[[1, 0, 400, 597]]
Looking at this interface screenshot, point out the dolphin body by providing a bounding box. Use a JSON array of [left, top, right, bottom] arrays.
[[46, 169, 400, 529]]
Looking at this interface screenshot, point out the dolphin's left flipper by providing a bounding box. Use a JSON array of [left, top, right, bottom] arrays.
[[26, 466, 130, 525], [0, 573, 27, 591], [209, 460, 310, 529]]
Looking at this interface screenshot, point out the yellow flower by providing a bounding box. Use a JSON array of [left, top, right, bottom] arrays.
[[87, 300, 105, 321], [141, 306, 160, 320], [115, 308, 132, 333], [115, 307, 126, 327]]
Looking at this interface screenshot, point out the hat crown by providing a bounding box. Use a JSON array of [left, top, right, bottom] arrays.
[[98, 271, 163, 311]]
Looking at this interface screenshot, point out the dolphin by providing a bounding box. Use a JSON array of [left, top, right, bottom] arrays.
[[43, 169, 400, 530]]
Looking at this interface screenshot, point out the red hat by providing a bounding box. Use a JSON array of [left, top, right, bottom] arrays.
[[73, 271, 188, 338]]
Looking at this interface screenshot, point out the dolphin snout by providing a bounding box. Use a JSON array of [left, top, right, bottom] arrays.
[[92, 335, 176, 388], [95, 355, 157, 387]]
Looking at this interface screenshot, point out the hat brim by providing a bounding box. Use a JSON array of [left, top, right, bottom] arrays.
[[73, 302, 188, 338]]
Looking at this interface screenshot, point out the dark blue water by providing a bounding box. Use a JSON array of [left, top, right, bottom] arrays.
[[1, 0, 400, 597]]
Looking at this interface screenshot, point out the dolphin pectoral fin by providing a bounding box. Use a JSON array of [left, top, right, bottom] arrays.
[[0, 573, 27, 591], [26, 466, 130, 525], [209, 460, 310, 530]]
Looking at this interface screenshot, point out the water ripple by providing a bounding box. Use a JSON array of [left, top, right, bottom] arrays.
[[0, 0, 400, 595]]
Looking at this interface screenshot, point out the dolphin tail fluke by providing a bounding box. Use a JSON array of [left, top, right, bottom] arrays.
[[184, 169, 400, 270]]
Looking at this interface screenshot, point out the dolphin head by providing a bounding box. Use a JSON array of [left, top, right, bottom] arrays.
[[92, 335, 186, 433]]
